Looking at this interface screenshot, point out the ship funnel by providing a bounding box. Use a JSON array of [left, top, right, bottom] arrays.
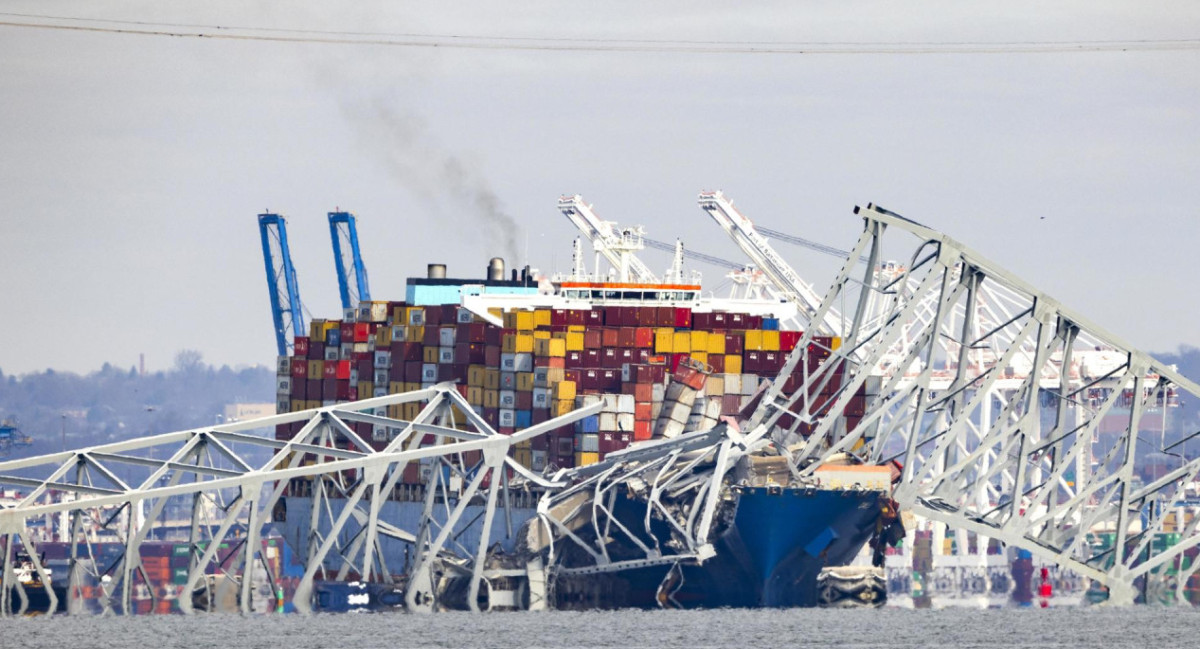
[[427, 263, 446, 279], [488, 257, 505, 281]]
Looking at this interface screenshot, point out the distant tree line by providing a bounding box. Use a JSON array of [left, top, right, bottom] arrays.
[[0, 350, 273, 458]]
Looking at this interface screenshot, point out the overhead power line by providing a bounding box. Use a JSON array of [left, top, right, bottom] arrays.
[[1, 13, 1198, 54]]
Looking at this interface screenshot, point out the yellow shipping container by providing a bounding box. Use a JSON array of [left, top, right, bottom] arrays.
[[423, 346, 440, 363], [554, 399, 575, 417], [291, 401, 306, 413], [514, 334, 534, 353], [513, 448, 533, 469], [484, 390, 500, 409], [575, 452, 600, 467], [405, 307, 425, 326], [690, 330, 708, 352], [407, 325, 424, 343], [565, 331, 585, 351], [567, 324, 586, 333], [375, 326, 392, 346], [533, 329, 552, 340], [468, 365, 487, 387], [533, 309, 551, 328], [690, 351, 708, 364], [672, 331, 692, 354], [762, 330, 780, 351], [516, 372, 536, 392], [831, 336, 842, 351], [554, 380, 577, 402], [389, 381, 404, 394], [467, 386, 484, 405], [404, 382, 421, 392], [514, 311, 535, 331], [484, 369, 501, 390], [308, 360, 324, 377], [725, 354, 743, 374], [707, 333, 726, 355], [655, 329, 674, 353], [358, 381, 374, 397], [387, 404, 403, 419], [744, 330, 763, 351]]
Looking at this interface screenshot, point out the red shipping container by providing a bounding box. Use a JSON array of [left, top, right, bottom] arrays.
[[394, 342, 423, 362], [564, 369, 582, 384], [340, 321, 355, 342], [744, 351, 763, 373], [291, 362, 309, 379], [291, 379, 308, 400], [617, 327, 636, 348], [746, 314, 763, 329], [600, 348, 619, 368], [354, 322, 373, 342], [485, 345, 502, 367], [294, 336, 310, 357], [422, 327, 440, 346], [710, 312, 728, 330], [584, 309, 603, 325], [635, 401, 653, 421], [583, 349, 601, 367], [454, 342, 487, 364], [458, 322, 488, 343], [483, 408, 499, 427], [728, 313, 746, 329], [334, 360, 352, 380], [780, 330, 802, 351], [534, 356, 566, 369], [438, 364, 468, 383], [583, 330, 603, 349], [424, 306, 443, 326], [633, 420, 652, 440], [763, 351, 784, 372], [389, 362, 405, 382], [565, 350, 584, 369], [600, 369, 621, 391], [308, 341, 325, 360], [551, 309, 569, 326], [323, 362, 338, 379], [347, 386, 359, 401], [581, 369, 602, 390], [601, 328, 620, 348], [455, 383, 470, 399], [633, 327, 654, 348], [709, 355, 725, 373], [725, 333, 744, 354], [656, 306, 674, 327], [335, 379, 352, 400], [532, 409, 550, 425], [516, 392, 533, 410], [404, 362, 423, 382]]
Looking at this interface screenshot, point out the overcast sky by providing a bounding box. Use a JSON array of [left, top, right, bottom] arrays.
[[2, 1, 1198, 375]]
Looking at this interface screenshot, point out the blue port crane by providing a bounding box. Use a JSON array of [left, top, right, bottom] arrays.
[[328, 211, 371, 313], [258, 213, 305, 357]]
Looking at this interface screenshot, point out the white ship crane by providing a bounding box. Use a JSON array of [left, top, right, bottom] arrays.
[[698, 191, 845, 335], [558, 195, 659, 283]]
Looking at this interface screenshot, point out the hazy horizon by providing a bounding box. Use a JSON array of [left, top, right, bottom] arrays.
[[3, 2, 1198, 375]]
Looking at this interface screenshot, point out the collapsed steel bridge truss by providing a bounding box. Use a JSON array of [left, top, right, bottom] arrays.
[[747, 203, 1200, 604], [0, 385, 598, 616]]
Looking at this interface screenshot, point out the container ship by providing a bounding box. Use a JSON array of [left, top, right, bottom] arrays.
[[270, 218, 901, 611]]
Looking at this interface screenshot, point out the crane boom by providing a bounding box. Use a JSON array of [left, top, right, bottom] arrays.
[[328, 211, 371, 312], [258, 213, 305, 357], [558, 195, 659, 282], [698, 191, 843, 335]]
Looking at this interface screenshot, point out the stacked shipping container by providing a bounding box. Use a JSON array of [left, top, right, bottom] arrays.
[[274, 300, 862, 487]]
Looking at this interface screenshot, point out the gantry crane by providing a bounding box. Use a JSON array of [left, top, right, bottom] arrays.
[[328, 211, 371, 313], [698, 191, 845, 335], [557, 195, 658, 283], [258, 213, 305, 357]]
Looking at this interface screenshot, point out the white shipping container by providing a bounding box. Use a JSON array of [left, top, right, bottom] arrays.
[[276, 398, 290, 414], [577, 394, 602, 408], [456, 307, 474, 324], [439, 327, 456, 347], [707, 376, 725, 397], [652, 384, 666, 402], [373, 387, 388, 398], [531, 450, 547, 472], [438, 347, 454, 364], [742, 374, 759, 396], [500, 371, 517, 389], [374, 369, 389, 385], [654, 418, 686, 439], [578, 433, 599, 452], [392, 325, 408, 342], [723, 373, 742, 396], [512, 353, 533, 373], [372, 425, 388, 441], [532, 388, 551, 408], [374, 351, 391, 369], [500, 353, 516, 372], [601, 394, 619, 412], [499, 408, 516, 428], [704, 398, 723, 420], [599, 412, 618, 431], [499, 390, 516, 408], [421, 364, 438, 382], [665, 383, 696, 408], [276, 377, 292, 394], [324, 348, 340, 362], [616, 394, 635, 414], [343, 307, 358, 322], [664, 400, 693, 424], [616, 413, 635, 431], [277, 356, 291, 374]]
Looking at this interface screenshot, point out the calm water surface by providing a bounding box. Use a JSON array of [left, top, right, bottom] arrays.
[[8, 607, 1198, 648]]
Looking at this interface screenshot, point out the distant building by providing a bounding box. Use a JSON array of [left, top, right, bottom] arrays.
[[223, 403, 275, 422]]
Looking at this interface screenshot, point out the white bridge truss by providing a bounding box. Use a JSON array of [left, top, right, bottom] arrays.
[[743, 202, 1200, 605], [0, 385, 599, 616]]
